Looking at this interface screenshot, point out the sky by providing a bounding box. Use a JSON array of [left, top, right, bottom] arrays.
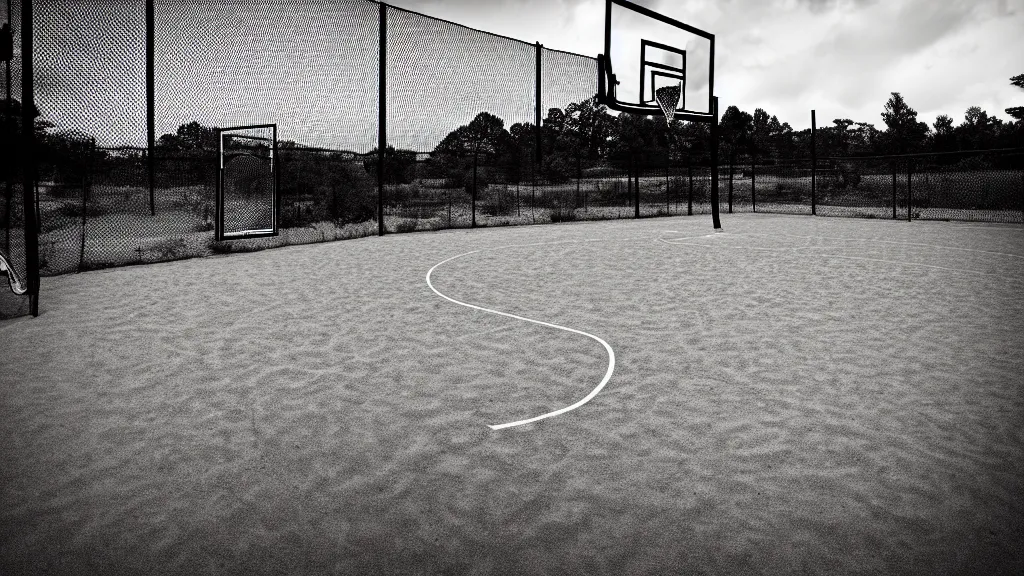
[[386, 0, 1024, 130], [17, 0, 1024, 149]]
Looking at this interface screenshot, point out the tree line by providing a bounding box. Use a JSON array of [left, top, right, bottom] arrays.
[[3, 74, 1022, 187]]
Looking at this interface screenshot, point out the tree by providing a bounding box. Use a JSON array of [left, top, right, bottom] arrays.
[[750, 108, 773, 157], [157, 121, 218, 153], [563, 97, 615, 162], [848, 122, 880, 156], [1006, 74, 1024, 121], [932, 114, 955, 152], [433, 112, 510, 163], [957, 106, 1000, 150], [719, 106, 752, 163], [505, 122, 538, 184], [880, 92, 929, 153], [432, 112, 511, 224], [830, 119, 856, 156], [362, 145, 416, 184]]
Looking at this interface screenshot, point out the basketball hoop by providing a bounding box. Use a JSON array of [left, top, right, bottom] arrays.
[[655, 84, 681, 125]]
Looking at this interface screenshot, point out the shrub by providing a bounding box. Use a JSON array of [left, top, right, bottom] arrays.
[[549, 207, 577, 223], [393, 219, 418, 233], [542, 156, 572, 184], [149, 238, 188, 259], [464, 168, 491, 196], [57, 201, 106, 219]]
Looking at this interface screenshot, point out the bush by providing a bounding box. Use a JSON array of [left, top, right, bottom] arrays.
[[57, 201, 106, 219], [542, 156, 572, 184], [464, 169, 490, 196], [393, 219, 418, 233], [549, 207, 577, 223]]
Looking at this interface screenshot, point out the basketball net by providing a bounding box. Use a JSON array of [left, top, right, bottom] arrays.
[[655, 84, 682, 125]]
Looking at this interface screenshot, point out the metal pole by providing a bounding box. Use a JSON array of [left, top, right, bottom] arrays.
[[664, 154, 669, 214], [21, 0, 38, 315], [811, 109, 816, 215], [751, 154, 756, 212], [892, 162, 897, 219], [633, 157, 639, 218], [710, 96, 722, 229], [146, 0, 155, 216], [471, 147, 477, 228], [79, 143, 87, 272], [535, 42, 542, 167], [907, 159, 913, 222], [377, 2, 386, 236], [727, 159, 733, 213], [687, 165, 693, 216]]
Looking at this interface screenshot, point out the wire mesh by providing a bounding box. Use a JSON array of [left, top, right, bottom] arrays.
[[1, 0, 30, 314], [154, 0, 378, 151], [9, 0, 1024, 301], [539, 48, 604, 221], [386, 5, 536, 231]]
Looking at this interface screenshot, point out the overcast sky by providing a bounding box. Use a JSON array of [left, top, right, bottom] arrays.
[[385, 0, 1024, 130]]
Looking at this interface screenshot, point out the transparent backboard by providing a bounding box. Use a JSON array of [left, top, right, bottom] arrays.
[[602, 0, 714, 119]]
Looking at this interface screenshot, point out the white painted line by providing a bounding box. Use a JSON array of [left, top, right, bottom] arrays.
[[426, 241, 615, 431]]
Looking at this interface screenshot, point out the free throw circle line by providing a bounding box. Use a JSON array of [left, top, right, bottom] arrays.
[[426, 241, 615, 431]]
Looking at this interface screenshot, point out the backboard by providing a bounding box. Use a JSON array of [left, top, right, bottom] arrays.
[[597, 0, 715, 122]]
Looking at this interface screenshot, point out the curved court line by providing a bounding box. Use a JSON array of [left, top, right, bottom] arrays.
[[426, 240, 615, 430]]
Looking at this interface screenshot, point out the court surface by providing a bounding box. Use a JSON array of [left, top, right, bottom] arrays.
[[2, 213, 1022, 575]]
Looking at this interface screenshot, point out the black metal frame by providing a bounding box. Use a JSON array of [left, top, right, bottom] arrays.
[[215, 124, 279, 242], [598, 0, 721, 229], [640, 39, 686, 109], [598, 0, 714, 122]]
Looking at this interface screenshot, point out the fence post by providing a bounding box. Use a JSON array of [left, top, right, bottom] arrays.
[[909, 157, 917, 220], [20, 0, 39, 316], [633, 157, 640, 218], [535, 42, 542, 169], [664, 155, 669, 214], [892, 162, 897, 219], [471, 150, 478, 228], [377, 2, 386, 236], [146, 0, 155, 216], [687, 165, 693, 216], [710, 96, 721, 229], [751, 154, 757, 212], [728, 158, 733, 213], [1020, 158, 1024, 222], [79, 146, 87, 272], [811, 110, 816, 215], [578, 148, 583, 212]]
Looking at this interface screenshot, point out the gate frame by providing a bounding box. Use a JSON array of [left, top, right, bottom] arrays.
[[215, 124, 280, 242]]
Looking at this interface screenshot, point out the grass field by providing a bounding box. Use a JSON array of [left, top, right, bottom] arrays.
[[2, 213, 1022, 575]]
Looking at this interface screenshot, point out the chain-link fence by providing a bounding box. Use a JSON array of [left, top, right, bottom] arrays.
[[731, 149, 1024, 223], [4, 0, 1024, 319]]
